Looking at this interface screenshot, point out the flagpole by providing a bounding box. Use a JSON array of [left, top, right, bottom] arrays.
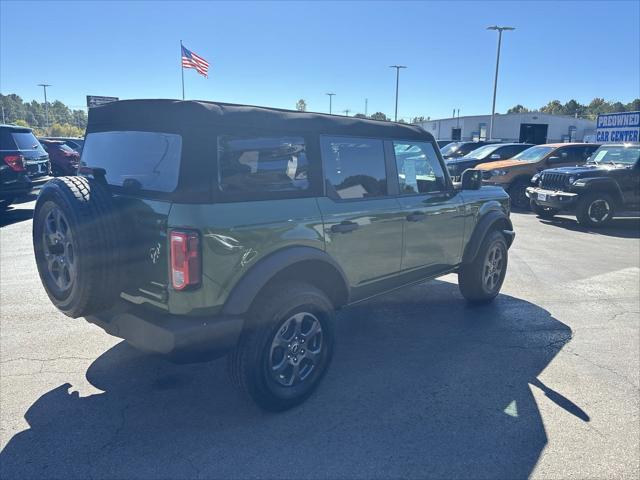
[[180, 40, 185, 100]]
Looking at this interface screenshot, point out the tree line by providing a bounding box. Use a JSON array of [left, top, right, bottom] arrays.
[[1, 94, 87, 137], [507, 98, 640, 118]]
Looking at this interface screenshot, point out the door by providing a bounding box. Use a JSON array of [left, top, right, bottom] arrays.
[[392, 140, 465, 272], [519, 124, 548, 144], [317, 136, 405, 296]]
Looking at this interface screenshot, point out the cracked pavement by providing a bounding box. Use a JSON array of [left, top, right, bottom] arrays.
[[1, 199, 639, 479]]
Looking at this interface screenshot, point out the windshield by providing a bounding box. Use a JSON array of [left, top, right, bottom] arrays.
[[440, 142, 460, 155], [462, 144, 500, 159], [512, 146, 554, 162], [588, 145, 640, 165]]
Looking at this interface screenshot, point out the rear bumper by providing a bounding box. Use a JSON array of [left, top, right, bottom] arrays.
[[86, 302, 244, 363], [526, 187, 578, 210]]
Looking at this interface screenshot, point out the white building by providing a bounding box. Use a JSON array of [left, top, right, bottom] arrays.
[[417, 112, 596, 144]]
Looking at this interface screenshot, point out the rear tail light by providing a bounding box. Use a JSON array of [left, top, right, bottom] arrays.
[[170, 230, 201, 290], [3, 155, 25, 172]]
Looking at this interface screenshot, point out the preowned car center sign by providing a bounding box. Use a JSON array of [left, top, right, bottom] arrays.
[[596, 111, 639, 142]]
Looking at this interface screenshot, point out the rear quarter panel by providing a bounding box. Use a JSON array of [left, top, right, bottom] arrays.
[[459, 186, 511, 248], [167, 198, 325, 315]]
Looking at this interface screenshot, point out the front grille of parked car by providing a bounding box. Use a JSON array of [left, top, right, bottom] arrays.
[[540, 172, 569, 190]]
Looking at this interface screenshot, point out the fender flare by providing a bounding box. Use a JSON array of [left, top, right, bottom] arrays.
[[573, 177, 624, 205], [462, 210, 514, 264], [221, 246, 350, 316]]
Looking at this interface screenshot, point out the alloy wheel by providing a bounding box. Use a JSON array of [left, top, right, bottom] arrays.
[[483, 243, 504, 293], [42, 207, 76, 292], [268, 312, 324, 387], [587, 199, 611, 224]]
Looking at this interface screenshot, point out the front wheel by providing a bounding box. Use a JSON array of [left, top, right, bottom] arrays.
[[458, 230, 508, 304], [227, 282, 335, 411], [530, 199, 558, 219], [509, 179, 531, 210], [576, 192, 615, 227]]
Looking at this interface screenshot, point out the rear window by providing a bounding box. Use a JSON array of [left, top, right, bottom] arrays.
[[0, 129, 46, 154], [81, 131, 182, 192], [218, 136, 309, 195]]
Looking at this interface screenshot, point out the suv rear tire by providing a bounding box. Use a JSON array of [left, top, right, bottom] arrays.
[[33, 176, 124, 318], [576, 192, 615, 227], [530, 199, 558, 219], [458, 230, 508, 304], [227, 282, 335, 411]]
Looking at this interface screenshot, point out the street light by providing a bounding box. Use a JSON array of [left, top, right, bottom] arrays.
[[486, 25, 515, 140], [326, 92, 335, 114], [389, 65, 407, 122], [37, 83, 51, 131]]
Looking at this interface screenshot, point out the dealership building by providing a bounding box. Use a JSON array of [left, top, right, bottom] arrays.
[[417, 112, 596, 144]]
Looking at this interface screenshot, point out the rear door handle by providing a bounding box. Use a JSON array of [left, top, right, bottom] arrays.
[[406, 212, 426, 222], [331, 221, 359, 234]]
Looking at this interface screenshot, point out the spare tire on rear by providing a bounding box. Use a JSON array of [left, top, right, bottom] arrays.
[[33, 176, 124, 318]]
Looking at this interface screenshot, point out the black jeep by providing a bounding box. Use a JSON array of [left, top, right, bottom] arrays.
[[527, 143, 640, 227]]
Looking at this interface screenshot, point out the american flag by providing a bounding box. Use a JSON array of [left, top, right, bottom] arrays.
[[181, 45, 209, 78]]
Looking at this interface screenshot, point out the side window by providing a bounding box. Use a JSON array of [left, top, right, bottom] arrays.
[[394, 141, 446, 194], [549, 148, 571, 163], [321, 136, 387, 199], [499, 145, 524, 159], [218, 136, 309, 195], [580, 146, 598, 162]]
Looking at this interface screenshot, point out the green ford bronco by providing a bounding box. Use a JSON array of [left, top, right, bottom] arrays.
[[33, 100, 514, 410]]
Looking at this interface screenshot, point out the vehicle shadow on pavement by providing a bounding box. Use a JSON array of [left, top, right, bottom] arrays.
[[0, 207, 33, 228], [0, 280, 583, 479], [539, 216, 640, 239]]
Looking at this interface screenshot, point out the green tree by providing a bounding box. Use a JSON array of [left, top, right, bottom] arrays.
[[506, 104, 529, 114], [295, 99, 307, 112], [562, 99, 585, 117], [353, 113, 367, 118], [411, 116, 426, 123], [49, 123, 84, 137], [540, 100, 564, 115], [369, 112, 389, 121], [626, 99, 640, 111]]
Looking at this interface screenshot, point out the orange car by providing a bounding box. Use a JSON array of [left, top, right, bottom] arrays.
[[475, 143, 599, 209]]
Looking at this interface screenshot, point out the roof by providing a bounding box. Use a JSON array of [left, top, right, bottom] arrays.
[[87, 99, 434, 141], [538, 142, 594, 148], [0, 124, 32, 131]]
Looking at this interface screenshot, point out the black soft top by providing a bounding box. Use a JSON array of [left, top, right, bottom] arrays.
[[87, 99, 433, 141]]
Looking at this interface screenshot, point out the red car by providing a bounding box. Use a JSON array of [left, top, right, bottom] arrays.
[[38, 139, 80, 176]]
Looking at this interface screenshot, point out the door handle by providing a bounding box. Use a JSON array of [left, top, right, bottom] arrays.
[[330, 221, 359, 234], [406, 211, 426, 222]]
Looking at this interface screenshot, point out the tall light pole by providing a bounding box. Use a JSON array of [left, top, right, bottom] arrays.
[[389, 65, 407, 122], [326, 92, 335, 114], [487, 26, 515, 140], [37, 83, 51, 131]]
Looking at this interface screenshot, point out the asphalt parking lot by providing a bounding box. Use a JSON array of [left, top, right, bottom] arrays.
[[1, 196, 639, 480]]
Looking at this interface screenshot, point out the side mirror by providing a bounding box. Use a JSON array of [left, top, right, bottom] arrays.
[[490, 153, 501, 160], [547, 155, 561, 164], [461, 169, 482, 190]]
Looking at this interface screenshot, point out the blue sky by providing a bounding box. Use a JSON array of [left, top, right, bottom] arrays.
[[1, 0, 639, 121]]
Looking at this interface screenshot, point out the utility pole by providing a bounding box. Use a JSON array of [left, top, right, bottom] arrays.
[[326, 92, 335, 114], [389, 65, 407, 122], [343, 109, 351, 117], [365, 98, 368, 117], [37, 83, 51, 131], [1, 104, 5, 124], [487, 25, 515, 140], [457, 109, 460, 127]]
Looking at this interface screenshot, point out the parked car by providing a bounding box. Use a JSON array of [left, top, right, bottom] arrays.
[[41, 136, 84, 153], [475, 143, 599, 209], [437, 140, 454, 149], [1, 124, 51, 209], [32, 99, 514, 411], [38, 138, 80, 176], [527, 143, 640, 227], [446, 143, 534, 182], [440, 140, 501, 159]]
